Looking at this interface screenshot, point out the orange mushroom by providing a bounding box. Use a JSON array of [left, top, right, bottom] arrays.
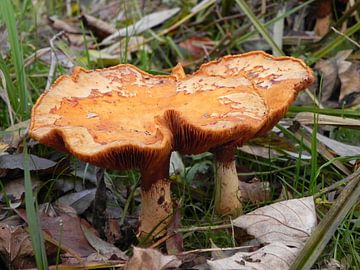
[[193, 52, 314, 216], [30, 51, 314, 237]]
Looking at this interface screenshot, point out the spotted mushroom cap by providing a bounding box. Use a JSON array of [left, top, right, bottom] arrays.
[[30, 51, 314, 172]]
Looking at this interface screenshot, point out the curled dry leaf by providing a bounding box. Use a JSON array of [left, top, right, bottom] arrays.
[[0, 24, 9, 57], [239, 179, 271, 203], [56, 188, 96, 214], [3, 177, 42, 202], [179, 36, 216, 59], [315, 50, 360, 107], [81, 223, 127, 260], [16, 205, 96, 258], [303, 126, 360, 161], [0, 153, 56, 171], [100, 8, 181, 45], [0, 120, 29, 154], [207, 197, 317, 270], [0, 223, 34, 269], [80, 13, 116, 40], [47, 16, 81, 34], [125, 247, 181, 270], [295, 112, 360, 127], [338, 60, 360, 107]]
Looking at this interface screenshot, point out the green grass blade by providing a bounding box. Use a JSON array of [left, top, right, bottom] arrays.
[[310, 21, 360, 65], [24, 142, 48, 269], [236, 0, 316, 46], [235, 0, 284, 56], [309, 112, 318, 193], [0, 0, 30, 119], [290, 171, 360, 270], [289, 106, 360, 118]]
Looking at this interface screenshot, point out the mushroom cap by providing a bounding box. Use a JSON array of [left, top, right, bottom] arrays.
[[30, 51, 314, 171]]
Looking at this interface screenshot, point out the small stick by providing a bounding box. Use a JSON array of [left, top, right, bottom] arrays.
[[331, 26, 360, 48], [46, 31, 64, 89], [175, 223, 233, 233], [312, 170, 360, 199], [179, 245, 254, 255], [0, 70, 15, 125]]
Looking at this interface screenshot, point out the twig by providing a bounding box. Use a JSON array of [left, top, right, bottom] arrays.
[[312, 170, 360, 199], [179, 245, 254, 255], [175, 223, 232, 233], [149, 234, 173, 249], [0, 70, 15, 125], [331, 26, 360, 48], [46, 31, 64, 90]]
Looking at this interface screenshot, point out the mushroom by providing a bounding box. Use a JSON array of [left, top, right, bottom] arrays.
[[192, 52, 315, 216], [30, 51, 314, 237]]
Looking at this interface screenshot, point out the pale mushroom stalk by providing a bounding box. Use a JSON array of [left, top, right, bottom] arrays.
[[213, 144, 242, 216], [138, 157, 173, 237]]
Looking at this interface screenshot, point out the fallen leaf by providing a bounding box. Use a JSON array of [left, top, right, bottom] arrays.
[[179, 36, 215, 59], [166, 201, 183, 255], [56, 189, 96, 214], [291, 123, 351, 175], [0, 153, 56, 171], [100, 35, 149, 58], [169, 151, 185, 176], [239, 179, 271, 203], [208, 242, 303, 270], [0, 24, 9, 57], [295, 112, 360, 127], [100, 8, 180, 45], [125, 247, 181, 270], [16, 205, 96, 258], [47, 16, 81, 34], [206, 197, 317, 270], [303, 126, 360, 161], [80, 13, 116, 40], [338, 61, 360, 107], [0, 120, 29, 154], [314, 50, 356, 107], [37, 48, 74, 69], [3, 177, 42, 202], [0, 223, 33, 267], [81, 223, 127, 260]]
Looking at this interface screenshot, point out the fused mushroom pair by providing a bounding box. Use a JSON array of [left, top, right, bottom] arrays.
[[30, 51, 314, 238]]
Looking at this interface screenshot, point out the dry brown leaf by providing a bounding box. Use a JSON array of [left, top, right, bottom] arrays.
[[303, 126, 360, 160], [56, 189, 96, 215], [16, 205, 96, 258], [0, 153, 56, 171], [0, 120, 29, 154], [3, 177, 42, 202], [338, 61, 360, 107], [0, 223, 34, 269], [239, 180, 271, 203], [207, 197, 316, 270], [80, 13, 116, 40], [81, 223, 127, 260], [47, 16, 80, 34], [166, 201, 183, 255], [0, 24, 9, 57], [100, 8, 181, 45], [295, 112, 360, 127], [179, 36, 216, 59], [125, 247, 181, 270]]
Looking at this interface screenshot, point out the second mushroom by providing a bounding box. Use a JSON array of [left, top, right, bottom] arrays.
[[30, 51, 314, 238]]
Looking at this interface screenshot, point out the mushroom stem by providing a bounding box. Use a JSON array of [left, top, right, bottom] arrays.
[[139, 160, 173, 238], [213, 145, 242, 217]]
